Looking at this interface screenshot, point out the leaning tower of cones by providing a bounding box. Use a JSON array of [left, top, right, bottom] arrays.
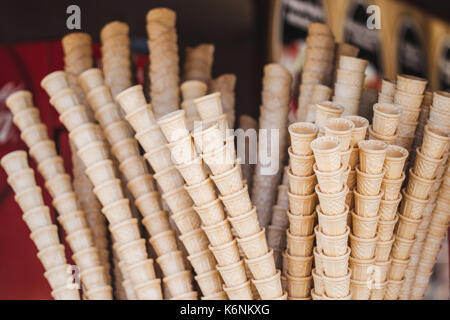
[[192, 93, 286, 300], [1, 151, 80, 300], [116, 84, 204, 300], [41, 71, 163, 300], [78, 69, 198, 300], [5, 90, 113, 299]]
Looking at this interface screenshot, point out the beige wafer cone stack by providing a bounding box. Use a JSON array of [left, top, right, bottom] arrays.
[[393, 74, 428, 152], [332, 56, 368, 116], [101, 21, 133, 98], [251, 64, 291, 228], [6, 91, 112, 299], [146, 8, 180, 119], [209, 73, 237, 128], [332, 43, 359, 86], [81, 70, 197, 300], [1, 151, 80, 300], [183, 44, 214, 84], [193, 102, 283, 300], [42, 70, 163, 300], [180, 80, 207, 130], [298, 23, 335, 117]]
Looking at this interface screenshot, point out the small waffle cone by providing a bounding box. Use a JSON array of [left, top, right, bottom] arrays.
[[379, 195, 402, 221], [161, 187, 193, 213], [202, 220, 233, 246], [286, 231, 315, 257], [350, 279, 371, 300], [370, 280, 388, 299], [37, 156, 65, 181], [153, 166, 185, 193], [315, 184, 348, 215], [372, 103, 402, 136], [391, 236, 415, 260], [324, 118, 354, 151], [286, 273, 312, 299], [375, 239, 395, 262], [216, 260, 247, 287], [396, 213, 421, 240], [51, 287, 81, 300], [179, 228, 210, 255], [353, 189, 383, 218], [355, 166, 385, 196], [115, 85, 147, 115], [223, 280, 253, 300], [313, 163, 345, 194], [349, 233, 377, 259], [144, 145, 172, 172], [358, 139, 388, 174], [286, 251, 313, 277], [287, 210, 317, 236], [377, 215, 399, 241], [252, 270, 283, 300], [316, 226, 349, 257], [209, 240, 241, 267], [349, 256, 376, 281], [317, 205, 348, 236], [396, 74, 427, 95], [351, 211, 380, 239], [381, 172, 405, 200], [77, 141, 110, 167], [1, 150, 29, 176], [15, 186, 44, 213], [399, 188, 429, 219], [288, 170, 317, 196], [228, 206, 260, 238], [310, 135, 342, 172], [388, 257, 410, 281], [219, 184, 252, 217], [421, 125, 449, 159], [7, 168, 36, 194], [187, 249, 217, 274], [322, 268, 351, 298], [29, 140, 57, 163], [321, 247, 351, 278], [134, 279, 163, 300], [237, 228, 269, 259], [155, 250, 187, 277], [184, 177, 217, 206], [30, 225, 60, 250], [5, 90, 34, 113], [414, 147, 443, 179], [288, 122, 319, 156]]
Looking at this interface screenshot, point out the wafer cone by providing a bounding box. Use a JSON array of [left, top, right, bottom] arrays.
[[216, 259, 247, 287], [202, 138, 236, 175], [7, 168, 36, 194], [311, 136, 342, 172], [187, 249, 217, 275], [368, 125, 397, 144], [356, 166, 385, 196], [288, 122, 319, 156], [57, 210, 87, 233], [76, 141, 110, 168], [219, 184, 252, 217], [228, 206, 260, 238], [342, 116, 368, 148], [211, 163, 244, 196], [223, 280, 253, 300], [30, 225, 60, 250], [388, 258, 409, 281], [45, 264, 75, 290], [72, 246, 101, 269], [286, 250, 313, 277], [184, 177, 216, 206], [421, 125, 449, 159], [252, 269, 283, 300], [321, 247, 351, 278], [195, 270, 223, 296], [161, 187, 193, 213], [80, 265, 109, 290], [396, 74, 427, 94], [110, 218, 141, 243], [351, 211, 380, 239], [396, 214, 421, 240], [49, 88, 79, 114], [115, 85, 147, 114], [313, 163, 345, 194], [156, 250, 186, 277], [52, 192, 80, 216], [414, 148, 443, 179], [192, 122, 224, 154], [135, 125, 167, 152], [126, 174, 155, 199], [315, 184, 348, 215], [370, 280, 388, 299], [69, 123, 103, 149], [381, 79, 397, 97], [358, 140, 388, 174], [286, 210, 316, 236], [175, 156, 208, 186], [237, 228, 268, 259], [15, 186, 44, 213], [37, 156, 65, 181], [317, 205, 348, 236], [37, 244, 66, 270], [5, 90, 34, 114], [245, 249, 277, 281], [209, 239, 240, 267], [193, 198, 225, 226], [381, 172, 405, 200], [288, 170, 317, 196], [124, 104, 155, 132], [12, 108, 40, 132], [322, 268, 351, 298], [202, 220, 233, 246], [312, 268, 324, 294], [144, 145, 172, 173], [166, 134, 196, 165], [317, 226, 349, 257], [286, 273, 312, 299], [29, 140, 57, 163], [59, 105, 91, 131], [349, 233, 377, 259], [379, 194, 402, 221], [65, 228, 94, 252], [391, 236, 415, 260], [20, 123, 49, 147], [171, 207, 201, 233], [86, 285, 113, 300], [156, 110, 189, 143], [349, 256, 376, 281], [353, 189, 383, 217], [148, 230, 178, 256], [339, 56, 367, 72], [377, 215, 399, 241], [154, 166, 184, 193], [324, 118, 354, 151], [134, 279, 163, 300], [85, 160, 116, 186], [350, 279, 370, 300], [288, 192, 317, 216], [399, 189, 429, 219], [117, 238, 147, 265], [179, 228, 210, 255], [372, 103, 402, 136], [93, 179, 124, 206], [286, 231, 315, 257], [51, 287, 80, 300], [94, 103, 121, 128]]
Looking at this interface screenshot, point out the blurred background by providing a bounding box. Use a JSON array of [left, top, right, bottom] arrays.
[[0, 0, 448, 299]]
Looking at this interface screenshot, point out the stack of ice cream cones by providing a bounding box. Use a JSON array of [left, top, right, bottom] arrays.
[[408, 125, 449, 299], [146, 8, 180, 119], [101, 21, 133, 98], [154, 110, 231, 300], [183, 44, 214, 84], [368, 103, 402, 145], [209, 74, 237, 128], [285, 123, 319, 300], [368, 144, 408, 299], [252, 63, 291, 228], [193, 96, 284, 300], [385, 125, 444, 299], [116, 85, 202, 299], [342, 115, 369, 210], [299, 84, 333, 123], [79, 69, 194, 299], [266, 166, 289, 286], [378, 79, 396, 104], [393, 75, 428, 151], [332, 56, 368, 116], [351, 139, 388, 300], [332, 43, 359, 86], [1, 151, 80, 300], [310, 134, 351, 300], [180, 80, 208, 130], [188, 100, 253, 300], [298, 23, 335, 116], [427, 91, 450, 135], [6, 90, 112, 299], [41, 71, 163, 300], [409, 92, 433, 165]]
